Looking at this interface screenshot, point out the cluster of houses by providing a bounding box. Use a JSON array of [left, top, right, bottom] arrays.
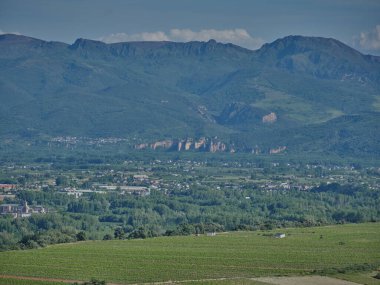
[[58, 173, 151, 198], [0, 184, 17, 190], [50, 136, 127, 145], [0, 184, 17, 202], [0, 201, 47, 218], [1, 184, 42, 218], [60, 185, 150, 198], [261, 182, 313, 191], [63, 188, 107, 198]]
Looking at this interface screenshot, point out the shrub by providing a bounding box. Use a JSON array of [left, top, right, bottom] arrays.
[[71, 278, 106, 285]]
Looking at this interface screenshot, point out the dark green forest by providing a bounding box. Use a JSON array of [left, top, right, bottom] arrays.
[[1, 176, 379, 251]]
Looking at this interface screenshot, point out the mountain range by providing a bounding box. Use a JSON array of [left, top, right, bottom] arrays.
[[0, 34, 379, 157]]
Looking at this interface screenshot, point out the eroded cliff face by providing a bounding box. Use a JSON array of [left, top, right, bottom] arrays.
[[135, 143, 149, 150], [150, 140, 173, 150], [135, 137, 286, 154], [269, 146, 287, 154], [209, 141, 226, 153], [178, 138, 207, 151], [135, 137, 228, 152], [194, 137, 207, 150], [184, 140, 193, 151]]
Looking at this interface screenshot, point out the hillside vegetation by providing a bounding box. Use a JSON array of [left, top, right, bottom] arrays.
[[0, 34, 379, 158]]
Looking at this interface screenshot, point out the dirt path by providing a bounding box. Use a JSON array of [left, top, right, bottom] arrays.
[[0, 275, 252, 285], [0, 274, 123, 285], [128, 277, 248, 284], [0, 274, 365, 285], [254, 276, 362, 285], [0, 275, 258, 285], [0, 274, 81, 283]]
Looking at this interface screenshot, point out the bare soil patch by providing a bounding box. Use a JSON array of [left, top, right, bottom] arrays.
[[254, 276, 362, 285]]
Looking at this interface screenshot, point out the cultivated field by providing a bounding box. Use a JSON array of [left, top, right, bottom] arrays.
[[0, 223, 379, 284]]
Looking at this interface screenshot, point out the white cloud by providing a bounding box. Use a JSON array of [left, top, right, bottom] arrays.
[[354, 25, 380, 51], [98, 28, 264, 50], [98, 31, 169, 43], [169, 28, 264, 50]]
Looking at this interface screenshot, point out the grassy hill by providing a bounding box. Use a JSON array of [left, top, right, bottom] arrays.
[[0, 223, 379, 284], [0, 34, 379, 158]]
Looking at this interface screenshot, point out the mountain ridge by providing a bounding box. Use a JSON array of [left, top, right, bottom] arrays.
[[2, 33, 380, 56], [0, 34, 379, 157]]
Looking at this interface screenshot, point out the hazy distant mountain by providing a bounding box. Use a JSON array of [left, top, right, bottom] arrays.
[[0, 34, 379, 157]]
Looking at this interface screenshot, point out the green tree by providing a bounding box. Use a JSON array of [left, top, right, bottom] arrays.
[[76, 231, 87, 241], [114, 227, 125, 239], [55, 176, 69, 187]]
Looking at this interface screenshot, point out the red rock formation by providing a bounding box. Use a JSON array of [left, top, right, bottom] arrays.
[[150, 140, 173, 150], [270, 146, 287, 154], [135, 143, 149, 150], [262, 112, 277, 123]]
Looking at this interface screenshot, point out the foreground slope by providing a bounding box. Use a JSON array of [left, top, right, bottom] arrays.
[[0, 34, 379, 157], [0, 223, 379, 284]]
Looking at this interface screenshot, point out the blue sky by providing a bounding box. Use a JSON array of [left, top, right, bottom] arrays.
[[1, 0, 380, 54]]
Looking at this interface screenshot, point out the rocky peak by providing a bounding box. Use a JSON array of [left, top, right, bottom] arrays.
[[69, 38, 109, 55]]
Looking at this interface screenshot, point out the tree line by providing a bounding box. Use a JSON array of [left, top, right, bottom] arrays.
[[0, 182, 379, 251]]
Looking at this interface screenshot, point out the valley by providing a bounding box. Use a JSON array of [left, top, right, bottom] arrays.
[[0, 32, 379, 285]]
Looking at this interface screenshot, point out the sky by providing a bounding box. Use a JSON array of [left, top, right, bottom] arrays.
[[1, 0, 380, 55]]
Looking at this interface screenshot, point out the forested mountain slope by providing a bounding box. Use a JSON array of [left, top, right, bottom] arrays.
[[0, 34, 379, 157]]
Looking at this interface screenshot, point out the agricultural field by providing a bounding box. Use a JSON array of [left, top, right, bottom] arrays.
[[0, 223, 379, 284]]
